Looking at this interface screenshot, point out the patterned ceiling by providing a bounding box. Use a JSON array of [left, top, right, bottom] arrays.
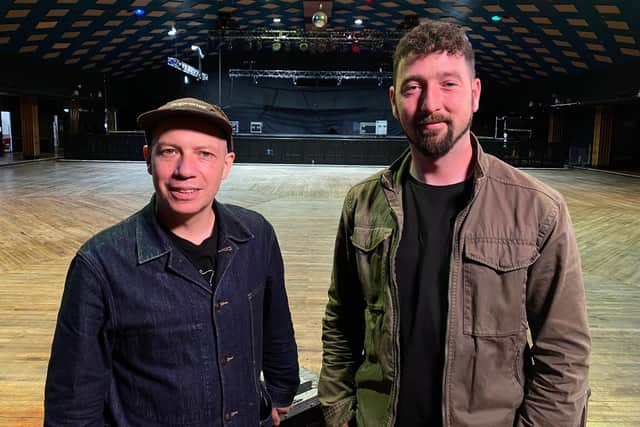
[[0, 0, 639, 84]]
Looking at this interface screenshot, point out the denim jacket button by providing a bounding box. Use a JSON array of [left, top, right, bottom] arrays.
[[215, 300, 230, 309], [224, 410, 239, 421], [223, 355, 234, 364]]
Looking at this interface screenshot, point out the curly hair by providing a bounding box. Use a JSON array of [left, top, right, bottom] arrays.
[[393, 21, 475, 83]]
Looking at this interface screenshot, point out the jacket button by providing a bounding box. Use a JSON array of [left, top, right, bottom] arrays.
[[224, 410, 239, 421], [215, 300, 229, 309], [222, 355, 234, 364]]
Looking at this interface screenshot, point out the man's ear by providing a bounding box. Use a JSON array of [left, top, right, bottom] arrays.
[[471, 78, 481, 113], [143, 145, 152, 175], [389, 85, 398, 119], [221, 151, 235, 180]]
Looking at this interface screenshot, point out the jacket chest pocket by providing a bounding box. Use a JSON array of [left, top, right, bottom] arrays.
[[351, 226, 393, 306], [463, 238, 539, 336]]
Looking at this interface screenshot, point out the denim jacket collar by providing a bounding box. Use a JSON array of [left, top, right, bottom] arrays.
[[135, 195, 254, 265]]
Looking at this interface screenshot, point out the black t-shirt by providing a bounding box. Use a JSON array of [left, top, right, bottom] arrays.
[[166, 220, 219, 287], [395, 174, 473, 426]]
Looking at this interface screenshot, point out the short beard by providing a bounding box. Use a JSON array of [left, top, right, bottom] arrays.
[[410, 114, 473, 158]]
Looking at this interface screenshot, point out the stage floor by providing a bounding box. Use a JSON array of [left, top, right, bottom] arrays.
[[1, 160, 638, 426]]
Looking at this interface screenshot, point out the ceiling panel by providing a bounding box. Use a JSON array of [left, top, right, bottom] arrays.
[[0, 0, 638, 83]]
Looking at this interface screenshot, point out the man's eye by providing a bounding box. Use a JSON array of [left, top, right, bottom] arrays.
[[403, 84, 420, 94], [159, 148, 176, 156], [199, 151, 214, 158]]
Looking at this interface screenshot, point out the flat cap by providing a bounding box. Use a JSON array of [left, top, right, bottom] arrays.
[[137, 97, 233, 151]]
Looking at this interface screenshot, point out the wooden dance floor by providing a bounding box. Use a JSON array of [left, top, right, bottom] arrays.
[[1, 160, 639, 426]]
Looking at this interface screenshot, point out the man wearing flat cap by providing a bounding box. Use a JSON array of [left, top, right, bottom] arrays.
[[45, 98, 300, 426]]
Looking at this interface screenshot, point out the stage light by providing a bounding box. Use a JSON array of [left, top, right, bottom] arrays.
[[133, 8, 145, 16], [299, 41, 309, 52], [168, 25, 177, 37], [184, 75, 189, 84], [312, 2, 328, 28], [351, 41, 360, 53], [191, 45, 204, 59], [273, 18, 281, 24], [491, 15, 502, 22], [354, 18, 363, 25], [272, 41, 281, 52]]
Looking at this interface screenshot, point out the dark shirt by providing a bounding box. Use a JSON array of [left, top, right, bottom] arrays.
[[395, 174, 473, 426], [166, 221, 218, 287]]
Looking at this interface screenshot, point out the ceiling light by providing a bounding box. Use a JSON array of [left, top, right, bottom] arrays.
[[354, 18, 363, 25], [273, 18, 281, 23], [491, 15, 502, 22], [133, 8, 145, 16], [184, 75, 189, 84], [312, 2, 328, 28], [168, 26, 176, 37]]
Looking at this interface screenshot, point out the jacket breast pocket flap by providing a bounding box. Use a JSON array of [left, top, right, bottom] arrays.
[[350, 226, 392, 252], [463, 238, 540, 336]]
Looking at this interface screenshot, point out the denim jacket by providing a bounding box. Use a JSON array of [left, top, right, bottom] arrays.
[[319, 136, 590, 427], [45, 198, 299, 426]]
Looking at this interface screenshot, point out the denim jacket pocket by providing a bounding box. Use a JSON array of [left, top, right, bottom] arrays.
[[248, 282, 266, 395], [463, 238, 539, 337]]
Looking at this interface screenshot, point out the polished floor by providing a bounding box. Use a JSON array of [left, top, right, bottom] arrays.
[[1, 160, 638, 426]]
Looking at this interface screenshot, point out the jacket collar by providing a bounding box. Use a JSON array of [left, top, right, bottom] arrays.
[[382, 132, 488, 192], [135, 195, 253, 265]]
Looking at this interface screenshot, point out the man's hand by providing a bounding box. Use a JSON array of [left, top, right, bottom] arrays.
[[271, 405, 292, 426]]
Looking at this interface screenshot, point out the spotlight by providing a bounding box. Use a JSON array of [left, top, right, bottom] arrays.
[[299, 41, 309, 52], [184, 75, 189, 84], [168, 26, 177, 37], [354, 18, 363, 25], [191, 45, 204, 58], [133, 8, 145, 16], [273, 17, 281, 24], [351, 41, 360, 53], [272, 40, 281, 52], [312, 2, 328, 28], [491, 15, 502, 22]]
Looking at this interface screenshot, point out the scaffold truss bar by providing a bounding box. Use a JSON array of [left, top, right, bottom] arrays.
[[228, 69, 392, 80]]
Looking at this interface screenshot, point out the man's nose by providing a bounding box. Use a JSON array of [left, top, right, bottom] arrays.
[[175, 153, 197, 177], [420, 85, 442, 114]]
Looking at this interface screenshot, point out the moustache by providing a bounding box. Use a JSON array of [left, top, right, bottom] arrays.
[[418, 114, 450, 125]]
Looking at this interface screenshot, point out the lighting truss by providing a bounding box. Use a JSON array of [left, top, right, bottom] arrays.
[[209, 28, 397, 51], [167, 56, 208, 81], [228, 69, 392, 81]]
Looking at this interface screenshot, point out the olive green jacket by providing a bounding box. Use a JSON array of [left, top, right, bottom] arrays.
[[319, 136, 590, 427]]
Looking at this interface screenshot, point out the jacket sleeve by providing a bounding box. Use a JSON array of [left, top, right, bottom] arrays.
[[262, 224, 300, 408], [318, 192, 365, 427], [44, 253, 112, 426], [516, 199, 591, 427]]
